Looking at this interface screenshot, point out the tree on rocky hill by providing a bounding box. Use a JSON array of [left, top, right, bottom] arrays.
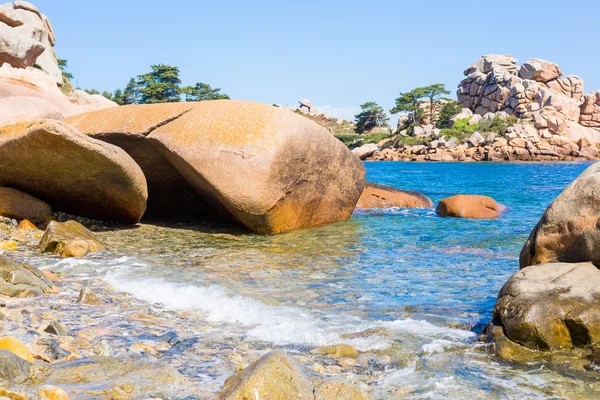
[[422, 83, 450, 122], [182, 82, 229, 102], [390, 87, 426, 124], [354, 102, 392, 134]]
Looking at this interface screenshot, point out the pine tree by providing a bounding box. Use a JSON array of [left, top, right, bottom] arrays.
[[354, 102, 392, 134], [181, 82, 229, 102], [122, 78, 139, 105], [137, 64, 182, 104]]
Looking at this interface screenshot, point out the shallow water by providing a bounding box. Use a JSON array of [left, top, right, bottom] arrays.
[[25, 161, 600, 398]]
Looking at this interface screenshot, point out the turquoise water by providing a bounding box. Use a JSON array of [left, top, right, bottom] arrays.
[[33, 161, 596, 398]]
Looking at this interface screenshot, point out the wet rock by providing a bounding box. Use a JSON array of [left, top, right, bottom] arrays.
[[219, 350, 370, 399], [44, 357, 186, 395], [41, 321, 68, 336], [520, 161, 600, 268], [311, 344, 359, 359], [436, 195, 501, 219], [314, 379, 370, 400], [0, 187, 53, 226], [0, 387, 27, 400], [488, 262, 600, 364], [77, 287, 103, 305], [66, 101, 365, 234], [39, 385, 69, 400], [0, 350, 31, 384], [0, 255, 53, 297], [17, 219, 39, 231], [38, 220, 104, 258], [29, 338, 70, 362], [0, 120, 147, 224], [218, 350, 314, 399], [356, 182, 433, 209], [0, 336, 33, 362]]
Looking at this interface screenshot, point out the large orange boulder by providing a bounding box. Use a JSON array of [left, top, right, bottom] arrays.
[[66, 101, 365, 233], [0, 120, 147, 223], [356, 182, 432, 209], [436, 194, 501, 219]]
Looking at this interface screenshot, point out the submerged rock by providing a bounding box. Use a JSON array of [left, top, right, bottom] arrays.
[[66, 101, 365, 233], [38, 220, 104, 258], [436, 194, 501, 219], [356, 182, 433, 209], [38, 385, 69, 400], [0, 350, 31, 384], [0, 336, 34, 362], [520, 161, 600, 268], [487, 262, 600, 364], [0, 187, 53, 226], [314, 379, 370, 400], [311, 344, 359, 359], [0, 120, 147, 224], [0, 255, 53, 297]]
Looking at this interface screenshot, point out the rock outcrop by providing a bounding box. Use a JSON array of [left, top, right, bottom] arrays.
[[486, 262, 600, 364], [66, 101, 365, 234], [364, 55, 600, 163], [437, 195, 501, 219], [0, 2, 118, 126], [0, 255, 53, 297], [351, 143, 378, 160], [38, 220, 104, 258], [520, 162, 600, 268], [0, 186, 52, 225], [0, 120, 148, 224], [219, 350, 370, 400], [356, 182, 433, 209], [0, 1, 61, 84], [457, 54, 600, 145]]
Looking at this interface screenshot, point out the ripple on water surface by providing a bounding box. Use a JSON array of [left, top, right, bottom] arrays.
[[27, 161, 600, 399]]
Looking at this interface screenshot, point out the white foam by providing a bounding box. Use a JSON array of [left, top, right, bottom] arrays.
[[104, 272, 475, 351]]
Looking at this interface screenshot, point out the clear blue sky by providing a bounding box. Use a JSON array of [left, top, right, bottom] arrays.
[[34, 0, 600, 121]]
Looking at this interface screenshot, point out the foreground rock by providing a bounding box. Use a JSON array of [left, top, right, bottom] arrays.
[[436, 195, 501, 219], [0, 187, 52, 226], [0, 120, 147, 223], [520, 161, 600, 268], [0, 255, 52, 296], [66, 101, 365, 233], [38, 220, 104, 258], [219, 350, 369, 400], [356, 182, 433, 209], [486, 262, 600, 364]]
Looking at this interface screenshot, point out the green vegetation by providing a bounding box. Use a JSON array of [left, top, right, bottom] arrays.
[[68, 63, 228, 105], [390, 83, 450, 125], [354, 102, 392, 134], [436, 100, 463, 128], [56, 58, 74, 95], [438, 115, 521, 143], [478, 115, 519, 134]]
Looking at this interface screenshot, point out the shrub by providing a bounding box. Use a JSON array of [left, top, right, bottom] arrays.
[[334, 133, 393, 149], [436, 100, 464, 128], [477, 115, 518, 135]]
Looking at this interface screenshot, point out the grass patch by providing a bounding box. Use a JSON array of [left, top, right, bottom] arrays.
[[335, 133, 394, 148]]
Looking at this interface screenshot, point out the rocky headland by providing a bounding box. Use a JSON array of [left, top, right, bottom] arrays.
[[355, 55, 600, 162]]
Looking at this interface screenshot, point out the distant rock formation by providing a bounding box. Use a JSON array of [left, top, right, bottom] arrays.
[[0, 1, 118, 126], [0, 1, 62, 85], [457, 54, 600, 145]]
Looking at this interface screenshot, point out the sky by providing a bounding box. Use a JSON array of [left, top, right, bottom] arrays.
[[32, 0, 600, 122]]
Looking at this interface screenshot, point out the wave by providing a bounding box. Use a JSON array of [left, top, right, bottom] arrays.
[[104, 270, 475, 351]]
